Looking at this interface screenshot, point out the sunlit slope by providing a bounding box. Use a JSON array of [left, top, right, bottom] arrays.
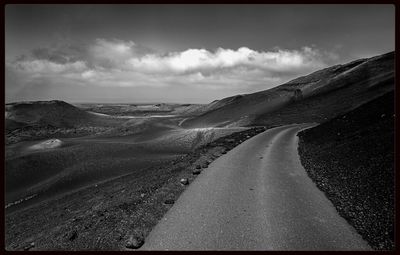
[[182, 51, 394, 128]]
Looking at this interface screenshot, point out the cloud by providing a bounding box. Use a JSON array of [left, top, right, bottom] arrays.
[[6, 38, 337, 102], [125, 46, 325, 75], [88, 38, 155, 69], [89, 38, 136, 68], [14, 59, 87, 74]]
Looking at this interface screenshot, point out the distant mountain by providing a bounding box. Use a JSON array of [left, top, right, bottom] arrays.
[[5, 100, 112, 130], [182, 51, 394, 128]]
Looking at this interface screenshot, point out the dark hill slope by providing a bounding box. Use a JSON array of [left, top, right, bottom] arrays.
[[5, 100, 118, 130], [182, 51, 394, 128], [5, 100, 125, 144], [298, 91, 394, 250], [5, 119, 27, 132]]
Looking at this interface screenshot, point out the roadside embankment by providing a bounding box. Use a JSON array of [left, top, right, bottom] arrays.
[[297, 91, 394, 250]]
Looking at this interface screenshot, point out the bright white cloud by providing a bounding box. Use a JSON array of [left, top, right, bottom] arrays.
[[7, 38, 336, 101], [126, 46, 325, 74]]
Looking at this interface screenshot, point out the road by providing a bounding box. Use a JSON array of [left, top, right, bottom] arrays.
[[141, 124, 371, 250]]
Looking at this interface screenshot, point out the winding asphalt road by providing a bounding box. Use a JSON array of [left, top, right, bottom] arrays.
[[141, 124, 371, 250]]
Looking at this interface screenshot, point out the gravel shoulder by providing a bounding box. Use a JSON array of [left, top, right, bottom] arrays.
[[297, 91, 394, 250]]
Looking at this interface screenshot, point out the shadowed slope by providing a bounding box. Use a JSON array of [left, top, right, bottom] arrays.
[[298, 91, 394, 250]]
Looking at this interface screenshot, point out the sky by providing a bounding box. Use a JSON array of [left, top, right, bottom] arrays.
[[5, 4, 395, 104]]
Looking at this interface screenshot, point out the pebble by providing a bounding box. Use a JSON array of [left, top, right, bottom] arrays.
[[23, 242, 35, 251], [192, 169, 201, 175], [125, 235, 144, 249], [68, 230, 78, 241], [180, 178, 189, 185], [201, 162, 208, 168], [164, 199, 175, 205]]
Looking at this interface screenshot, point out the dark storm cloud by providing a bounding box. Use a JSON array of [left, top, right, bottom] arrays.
[[31, 48, 71, 64]]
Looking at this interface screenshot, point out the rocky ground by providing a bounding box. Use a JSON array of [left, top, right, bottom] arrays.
[[5, 126, 112, 145], [5, 126, 266, 251], [297, 91, 394, 250]]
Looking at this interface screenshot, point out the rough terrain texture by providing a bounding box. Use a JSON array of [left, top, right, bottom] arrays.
[[5, 127, 266, 250], [297, 91, 394, 250]]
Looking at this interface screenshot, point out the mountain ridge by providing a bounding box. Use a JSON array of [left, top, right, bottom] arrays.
[[182, 51, 394, 128]]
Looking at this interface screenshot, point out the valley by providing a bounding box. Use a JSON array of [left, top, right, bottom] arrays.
[[4, 51, 395, 251]]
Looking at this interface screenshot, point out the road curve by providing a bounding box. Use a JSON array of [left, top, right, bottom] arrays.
[[141, 124, 371, 251]]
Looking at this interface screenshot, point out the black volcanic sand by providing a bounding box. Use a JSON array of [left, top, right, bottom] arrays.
[[297, 91, 394, 250], [253, 71, 393, 128], [5, 100, 126, 145], [184, 52, 393, 129], [5, 140, 181, 213], [5, 101, 192, 145], [5, 127, 266, 250]]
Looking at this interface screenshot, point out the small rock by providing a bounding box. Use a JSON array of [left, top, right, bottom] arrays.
[[192, 169, 201, 175], [164, 199, 175, 205], [68, 230, 78, 241], [180, 178, 189, 185], [126, 235, 144, 249], [381, 114, 386, 118], [23, 242, 35, 251], [195, 164, 201, 169]]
